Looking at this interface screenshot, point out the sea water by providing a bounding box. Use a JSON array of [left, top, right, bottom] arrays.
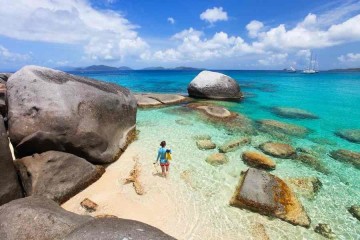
[[74, 70, 360, 239]]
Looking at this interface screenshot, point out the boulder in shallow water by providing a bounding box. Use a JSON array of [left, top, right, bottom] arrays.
[[7, 66, 137, 164], [187, 70, 242, 100], [230, 168, 311, 228], [329, 149, 360, 169], [257, 119, 309, 137], [64, 218, 175, 240], [0, 115, 23, 205], [15, 151, 105, 204], [259, 142, 296, 159], [314, 223, 336, 239], [0, 196, 92, 240], [206, 153, 229, 166], [335, 129, 360, 144], [134, 94, 162, 107], [134, 93, 187, 108], [242, 151, 276, 170], [348, 205, 360, 221], [196, 139, 216, 150], [285, 177, 322, 199], [219, 137, 250, 153], [271, 107, 318, 119]]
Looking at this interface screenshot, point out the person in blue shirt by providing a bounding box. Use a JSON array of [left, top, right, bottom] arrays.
[[154, 141, 172, 177]]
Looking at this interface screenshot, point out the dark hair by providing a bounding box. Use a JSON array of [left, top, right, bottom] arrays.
[[160, 141, 166, 147]]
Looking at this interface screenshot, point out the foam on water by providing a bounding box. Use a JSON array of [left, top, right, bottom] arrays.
[[74, 70, 360, 239]]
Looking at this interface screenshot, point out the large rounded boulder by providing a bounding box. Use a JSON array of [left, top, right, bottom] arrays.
[[187, 70, 242, 100], [7, 66, 137, 164]]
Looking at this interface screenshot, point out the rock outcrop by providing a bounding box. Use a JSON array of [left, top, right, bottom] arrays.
[[259, 142, 296, 158], [0, 116, 23, 205], [257, 119, 309, 137], [0, 83, 6, 117], [330, 149, 360, 169], [15, 151, 105, 204], [0, 73, 12, 82], [64, 218, 175, 240], [187, 70, 242, 100], [242, 151, 276, 170], [205, 153, 229, 166], [0, 196, 92, 240], [219, 137, 250, 153], [7, 65, 137, 164], [335, 129, 360, 144], [271, 107, 318, 119], [285, 177, 322, 199], [348, 205, 360, 221], [196, 139, 216, 150], [80, 198, 98, 212], [230, 168, 311, 228], [0, 196, 174, 240]]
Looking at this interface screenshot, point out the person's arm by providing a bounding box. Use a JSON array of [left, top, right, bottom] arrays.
[[155, 149, 160, 164]]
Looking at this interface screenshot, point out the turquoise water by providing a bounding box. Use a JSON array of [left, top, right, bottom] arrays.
[[74, 70, 360, 239]]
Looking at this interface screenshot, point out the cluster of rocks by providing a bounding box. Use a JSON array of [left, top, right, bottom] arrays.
[[0, 66, 175, 239]]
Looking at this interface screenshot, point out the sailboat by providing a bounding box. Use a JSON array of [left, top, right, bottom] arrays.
[[303, 51, 318, 74], [285, 66, 297, 73]]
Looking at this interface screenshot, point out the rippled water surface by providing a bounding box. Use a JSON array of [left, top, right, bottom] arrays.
[[74, 70, 360, 239]]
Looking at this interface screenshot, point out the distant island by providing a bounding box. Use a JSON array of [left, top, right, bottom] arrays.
[[75, 65, 133, 71], [72, 65, 202, 71], [327, 68, 360, 72]]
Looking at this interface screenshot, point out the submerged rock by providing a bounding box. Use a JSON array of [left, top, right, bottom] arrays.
[[0, 196, 92, 240], [175, 119, 193, 126], [187, 70, 242, 100], [348, 205, 360, 221], [330, 149, 360, 169], [134, 94, 162, 107], [271, 107, 318, 119], [135, 93, 187, 108], [206, 153, 229, 166], [192, 134, 211, 140], [294, 153, 330, 174], [0, 116, 23, 205], [64, 218, 175, 240], [314, 223, 336, 239], [187, 102, 235, 119], [242, 151, 276, 170], [259, 142, 296, 159], [257, 119, 310, 137], [196, 139, 216, 150], [335, 129, 360, 144], [230, 168, 311, 228], [219, 137, 250, 153], [7, 65, 137, 164], [80, 198, 98, 212], [285, 177, 322, 199], [15, 151, 105, 204]]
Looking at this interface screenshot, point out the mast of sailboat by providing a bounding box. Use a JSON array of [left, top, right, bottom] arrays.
[[308, 51, 312, 71]]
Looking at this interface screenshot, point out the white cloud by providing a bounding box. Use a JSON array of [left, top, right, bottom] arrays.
[[142, 28, 260, 62], [200, 7, 228, 24], [0, 45, 30, 62], [167, 17, 175, 24], [258, 53, 288, 66], [246, 20, 264, 38], [0, 0, 148, 61], [338, 53, 360, 62]]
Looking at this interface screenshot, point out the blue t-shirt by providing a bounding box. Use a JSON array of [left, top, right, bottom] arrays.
[[157, 147, 171, 163]]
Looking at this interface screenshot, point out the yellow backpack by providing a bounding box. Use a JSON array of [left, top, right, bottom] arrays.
[[165, 151, 172, 161]]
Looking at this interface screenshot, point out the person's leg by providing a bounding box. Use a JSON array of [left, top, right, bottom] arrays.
[[160, 165, 166, 177]]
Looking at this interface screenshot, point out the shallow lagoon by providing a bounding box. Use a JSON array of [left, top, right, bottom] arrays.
[[74, 70, 360, 239]]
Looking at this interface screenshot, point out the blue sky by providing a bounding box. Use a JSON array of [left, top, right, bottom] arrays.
[[0, 0, 360, 71]]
